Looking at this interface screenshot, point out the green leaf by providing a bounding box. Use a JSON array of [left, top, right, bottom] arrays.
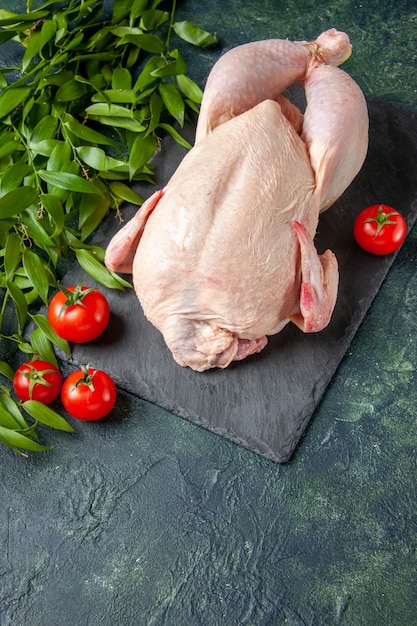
[[173, 21, 217, 48], [38, 170, 103, 195], [158, 82, 185, 126], [0, 139, 20, 160], [22, 19, 57, 71], [147, 91, 163, 134], [30, 313, 71, 356], [55, 79, 89, 102], [29, 138, 63, 157], [21, 95, 36, 123], [86, 115, 145, 132], [0, 30, 15, 46], [0, 392, 29, 429], [20, 207, 56, 248], [158, 123, 192, 149], [30, 327, 58, 367], [68, 51, 118, 63], [0, 163, 32, 195], [39, 17, 57, 46], [0, 219, 15, 232], [112, 0, 131, 21], [63, 115, 119, 147], [22, 400, 75, 433], [151, 52, 187, 78], [0, 360, 14, 381], [74, 73, 107, 96], [85, 102, 135, 118], [112, 67, 132, 90], [0, 426, 51, 453], [77, 146, 127, 171], [84, 25, 114, 50], [134, 55, 163, 91], [129, 134, 158, 179], [24, 97, 50, 125], [4, 231, 22, 279], [176, 74, 203, 104], [41, 194, 65, 237], [130, 0, 150, 21], [0, 187, 39, 218], [109, 182, 144, 205], [29, 115, 59, 145], [78, 192, 111, 240], [91, 89, 135, 104], [74, 247, 131, 289], [39, 70, 74, 88], [0, 86, 32, 119], [0, 9, 49, 26], [46, 141, 72, 171], [68, 240, 106, 260], [115, 32, 165, 54], [17, 345, 35, 357], [140, 8, 169, 30], [0, 404, 24, 430], [0, 130, 16, 149], [7, 280, 28, 331], [22, 248, 50, 305], [60, 30, 84, 53], [111, 26, 141, 37]]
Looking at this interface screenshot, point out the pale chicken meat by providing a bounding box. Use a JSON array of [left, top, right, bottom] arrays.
[[105, 29, 369, 371]]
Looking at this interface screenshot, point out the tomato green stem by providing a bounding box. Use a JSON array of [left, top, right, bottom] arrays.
[[56, 282, 96, 317], [21, 364, 56, 399], [75, 364, 96, 392], [364, 205, 397, 238]]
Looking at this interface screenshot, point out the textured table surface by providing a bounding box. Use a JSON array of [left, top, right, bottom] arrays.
[[1, 1, 417, 625]]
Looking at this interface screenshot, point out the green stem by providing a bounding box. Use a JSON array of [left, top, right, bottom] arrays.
[[0, 290, 10, 324], [11, 123, 42, 194], [166, 0, 177, 53]]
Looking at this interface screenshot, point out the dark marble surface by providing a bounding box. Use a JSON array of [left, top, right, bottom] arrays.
[[1, 1, 417, 625]]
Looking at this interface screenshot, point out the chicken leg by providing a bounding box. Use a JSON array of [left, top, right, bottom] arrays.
[[195, 28, 352, 142]]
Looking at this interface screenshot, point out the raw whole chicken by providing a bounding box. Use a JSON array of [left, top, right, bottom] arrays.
[[105, 29, 369, 372]]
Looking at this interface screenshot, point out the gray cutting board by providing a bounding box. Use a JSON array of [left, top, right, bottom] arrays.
[[59, 99, 417, 462]]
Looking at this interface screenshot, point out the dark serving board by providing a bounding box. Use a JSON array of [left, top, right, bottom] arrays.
[[59, 99, 417, 463]]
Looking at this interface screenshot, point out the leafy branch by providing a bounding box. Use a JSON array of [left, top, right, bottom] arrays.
[[0, 0, 217, 453]]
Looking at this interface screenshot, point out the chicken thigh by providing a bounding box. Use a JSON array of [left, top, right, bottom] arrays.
[[105, 29, 369, 371]]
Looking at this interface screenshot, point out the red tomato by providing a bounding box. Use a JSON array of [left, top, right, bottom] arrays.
[[61, 366, 117, 421], [353, 204, 407, 255], [48, 284, 110, 343], [13, 359, 62, 404]]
